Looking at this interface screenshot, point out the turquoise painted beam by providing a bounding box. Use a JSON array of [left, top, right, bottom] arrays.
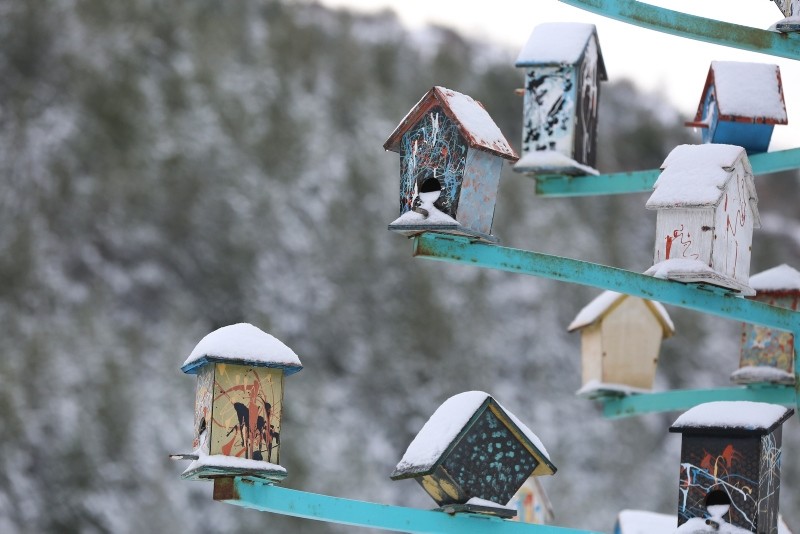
[[600, 386, 797, 419], [557, 0, 800, 61], [412, 234, 800, 332], [217, 478, 603, 534], [535, 148, 800, 197]]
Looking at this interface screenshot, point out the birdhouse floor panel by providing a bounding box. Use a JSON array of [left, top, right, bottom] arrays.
[[775, 18, 800, 32], [389, 226, 498, 244], [514, 151, 599, 177], [575, 380, 649, 399], [436, 500, 517, 519], [731, 366, 795, 386], [646, 260, 755, 296], [181, 454, 288, 483]]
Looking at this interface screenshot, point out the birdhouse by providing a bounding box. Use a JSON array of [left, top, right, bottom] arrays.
[[645, 144, 760, 296], [669, 401, 794, 533], [568, 291, 674, 397], [732, 264, 800, 386], [614, 510, 675, 534], [772, 0, 800, 32], [685, 61, 787, 154], [509, 477, 554, 525], [390, 391, 556, 517], [383, 86, 518, 244], [513, 23, 607, 177], [173, 323, 302, 482]]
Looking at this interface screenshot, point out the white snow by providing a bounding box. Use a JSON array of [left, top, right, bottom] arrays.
[[646, 144, 746, 208], [671, 401, 791, 430], [465, 497, 515, 511], [645, 259, 717, 279], [389, 191, 460, 227], [711, 61, 787, 122], [749, 264, 800, 291], [183, 322, 302, 369], [675, 517, 752, 533], [575, 380, 650, 398], [616, 509, 675, 534], [183, 453, 286, 475], [393, 391, 550, 475], [567, 291, 674, 333], [437, 87, 517, 160], [514, 151, 599, 175], [731, 365, 795, 384], [772, 15, 800, 32], [516, 23, 597, 66]]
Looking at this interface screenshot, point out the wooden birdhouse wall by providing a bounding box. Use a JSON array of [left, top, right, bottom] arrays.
[[677, 429, 784, 531], [522, 65, 577, 158], [399, 107, 467, 219], [740, 291, 799, 375], [654, 208, 714, 264], [580, 322, 604, 385], [598, 298, 664, 389], [698, 86, 718, 145], [458, 149, 502, 235], [192, 364, 214, 454], [710, 170, 755, 285], [573, 34, 601, 168], [774, 0, 800, 17], [207, 363, 285, 463]]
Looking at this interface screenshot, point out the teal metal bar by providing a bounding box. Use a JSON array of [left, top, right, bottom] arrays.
[[558, 0, 800, 61], [220, 479, 603, 534], [412, 234, 800, 332], [600, 386, 797, 419], [535, 148, 800, 197]]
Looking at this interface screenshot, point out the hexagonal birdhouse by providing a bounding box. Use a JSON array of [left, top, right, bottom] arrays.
[[568, 291, 674, 397], [390, 391, 555, 517], [732, 264, 800, 386], [685, 61, 787, 154], [173, 323, 302, 482], [645, 144, 760, 296], [670, 401, 793, 533], [513, 23, 607, 177], [383, 86, 518, 244]]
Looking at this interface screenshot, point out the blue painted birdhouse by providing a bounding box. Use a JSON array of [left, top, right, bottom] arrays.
[[384, 86, 518, 244], [514, 23, 607, 177], [645, 144, 760, 296], [685, 61, 788, 154], [733, 264, 800, 386], [670, 402, 793, 533], [390, 391, 555, 517], [173, 323, 303, 483]]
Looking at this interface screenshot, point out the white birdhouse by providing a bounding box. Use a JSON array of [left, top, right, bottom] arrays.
[[645, 144, 760, 296], [568, 291, 674, 397]]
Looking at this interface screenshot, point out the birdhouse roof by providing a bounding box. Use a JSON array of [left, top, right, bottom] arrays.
[[390, 391, 554, 479], [383, 86, 519, 161], [750, 264, 800, 292], [181, 323, 303, 375], [515, 22, 608, 80], [669, 401, 793, 436], [645, 144, 760, 224], [567, 291, 674, 335], [691, 61, 787, 124]]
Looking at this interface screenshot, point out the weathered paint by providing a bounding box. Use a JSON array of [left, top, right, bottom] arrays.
[[217, 479, 605, 534], [740, 291, 799, 382], [711, 167, 755, 286], [774, 0, 800, 18], [558, 0, 800, 61], [509, 478, 554, 525], [458, 148, 502, 236], [654, 209, 714, 264], [192, 365, 214, 454], [210, 363, 284, 464]]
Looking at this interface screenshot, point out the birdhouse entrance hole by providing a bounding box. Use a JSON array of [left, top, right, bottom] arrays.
[[705, 488, 731, 509], [420, 177, 441, 194]]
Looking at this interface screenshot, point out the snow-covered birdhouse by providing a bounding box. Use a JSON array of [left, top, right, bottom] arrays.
[[513, 23, 607, 177], [383, 86, 518, 244], [173, 323, 303, 482], [685, 61, 787, 154], [771, 0, 800, 32], [509, 477, 554, 525], [568, 291, 674, 397], [732, 264, 800, 386], [645, 144, 760, 296], [669, 401, 793, 533], [390, 391, 556, 517]]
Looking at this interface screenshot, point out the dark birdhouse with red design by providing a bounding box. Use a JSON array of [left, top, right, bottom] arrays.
[[390, 391, 555, 517], [172, 323, 302, 483], [670, 401, 793, 532], [384, 86, 518, 244], [733, 264, 800, 386]]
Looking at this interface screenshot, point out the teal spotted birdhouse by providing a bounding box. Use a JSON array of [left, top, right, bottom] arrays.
[[390, 391, 556, 518]]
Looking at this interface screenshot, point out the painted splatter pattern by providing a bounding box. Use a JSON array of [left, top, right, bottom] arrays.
[[522, 65, 575, 156], [575, 36, 600, 168], [399, 106, 467, 217], [740, 293, 798, 373]]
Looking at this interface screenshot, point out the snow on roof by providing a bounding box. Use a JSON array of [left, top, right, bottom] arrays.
[[384, 87, 518, 161], [616, 510, 676, 534], [516, 23, 603, 71], [392, 391, 550, 476], [709, 61, 787, 122], [670, 401, 793, 434], [750, 264, 800, 292], [567, 291, 674, 334], [182, 323, 302, 374], [646, 144, 754, 209]]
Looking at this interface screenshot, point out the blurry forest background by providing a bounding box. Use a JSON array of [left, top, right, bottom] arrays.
[[1, 1, 799, 532]]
